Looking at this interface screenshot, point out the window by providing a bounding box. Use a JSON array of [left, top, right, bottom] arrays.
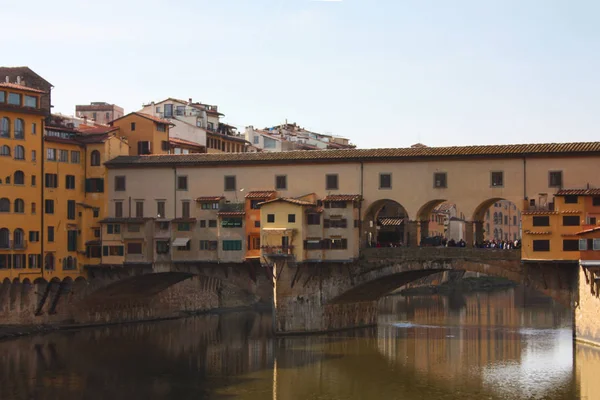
[[14, 145, 24, 160], [254, 220, 260, 228], [330, 238, 348, 250], [250, 200, 263, 209], [88, 246, 102, 259], [66, 175, 75, 189], [562, 216, 580, 226], [325, 201, 347, 209], [177, 176, 188, 191], [564, 195, 578, 204], [267, 214, 275, 223], [0, 117, 9, 138], [595, 239, 600, 251], [307, 213, 321, 225], [8, 93, 21, 105], [275, 175, 287, 190], [127, 242, 143, 254], [90, 150, 101, 166], [491, 171, 503, 187], [182, 201, 190, 219], [45, 173, 58, 188], [28, 254, 41, 268], [107, 224, 121, 234], [513, 216, 517, 225], [288, 214, 296, 223], [14, 199, 24, 213], [221, 218, 243, 228], [156, 123, 166, 133], [253, 136, 259, 144], [161, 140, 169, 151], [115, 201, 123, 218], [199, 240, 214, 250], [71, 151, 80, 164], [201, 202, 220, 210], [44, 200, 54, 214], [533, 240, 550, 252], [224, 176, 236, 191], [156, 241, 170, 254], [14, 119, 24, 139], [176, 240, 191, 251], [324, 219, 348, 228], [93, 228, 100, 238], [563, 240, 579, 251], [31, 150, 36, 161], [59, 149, 68, 162], [549, 171, 562, 188], [200, 220, 206, 228], [379, 173, 392, 189], [326, 174, 338, 190], [102, 246, 124, 256], [24, 95, 37, 108], [67, 231, 77, 252], [137, 141, 151, 155], [135, 201, 144, 218], [305, 239, 322, 250], [67, 200, 76, 220], [31, 202, 36, 214], [177, 222, 191, 231], [589, 217, 597, 225], [593, 197, 600, 207], [93, 208, 99, 218], [504, 216, 508, 225], [85, 178, 104, 193], [0, 91, 4, 103], [13, 254, 26, 269], [130, 122, 136, 131], [208, 220, 217, 228], [0, 145, 9, 156], [222, 240, 242, 251], [157, 201, 166, 218], [0, 198, 11, 212], [115, 176, 126, 191], [14, 171, 24, 185], [47, 226, 54, 243], [46, 148, 56, 161]]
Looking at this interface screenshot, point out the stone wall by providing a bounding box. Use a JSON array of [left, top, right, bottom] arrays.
[[575, 266, 600, 346]]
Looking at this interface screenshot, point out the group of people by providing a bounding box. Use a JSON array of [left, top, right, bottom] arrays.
[[475, 239, 521, 249]]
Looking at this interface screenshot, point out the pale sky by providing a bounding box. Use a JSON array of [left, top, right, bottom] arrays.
[[4, 0, 599, 148]]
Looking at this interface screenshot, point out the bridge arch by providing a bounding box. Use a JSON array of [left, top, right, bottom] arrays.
[[472, 198, 522, 244], [362, 199, 410, 247]]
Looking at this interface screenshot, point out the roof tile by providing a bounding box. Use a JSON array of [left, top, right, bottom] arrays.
[[258, 197, 316, 207], [245, 190, 277, 199], [0, 82, 46, 94], [195, 196, 224, 202], [556, 189, 600, 196], [323, 194, 362, 202]]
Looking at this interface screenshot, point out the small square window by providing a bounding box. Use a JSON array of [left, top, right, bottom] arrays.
[[224, 176, 236, 191], [254, 220, 260, 228], [208, 220, 217, 228], [593, 197, 600, 206], [200, 220, 206, 228], [177, 176, 188, 191], [564, 195, 578, 204], [131, 122, 136, 131], [288, 214, 296, 223], [267, 214, 275, 223], [275, 175, 287, 190], [115, 176, 126, 191], [491, 171, 503, 187], [379, 173, 391, 189], [326, 174, 338, 190], [549, 171, 562, 188], [434, 172, 447, 188]]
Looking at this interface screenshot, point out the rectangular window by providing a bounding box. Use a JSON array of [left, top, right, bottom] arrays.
[[157, 201, 166, 218], [325, 201, 347, 209], [59, 149, 69, 162], [222, 240, 242, 251], [67, 230, 77, 252], [250, 200, 263, 209], [85, 178, 104, 193], [379, 173, 392, 189], [182, 201, 190, 219], [176, 241, 191, 251], [564, 195, 578, 204], [47, 149, 57, 161], [156, 241, 169, 254], [65, 175, 75, 189], [29, 231, 39, 242], [267, 214, 275, 223], [325, 219, 348, 228], [307, 213, 321, 225], [491, 171, 504, 187], [93, 228, 100, 238], [594, 238, 600, 251], [208, 220, 217, 228], [135, 201, 144, 218], [434, 172, 447, 188], [199, 240, 217, 251], [115, 176, 126, 191], [115, 201, 123, 218], [31, 150, 36, 161], [106, 224, 121, 234], [200, 220, 206, 228], [593, 197, 600, 206], [24, 95, 37, 108], [224, 176, 236, 191], [275, 175, 287, 190], [127, 242, 143, 254], [330, 238, 348, 250], [326, 174, 338, 190], [31, 175, 36, 187], [137, 141, 151, 155], [177, 176, 188, 191], [288, 214, 296, 223], [93, 208, 99, 218], [44, 200, 54, 214], [130, 122, 136, 131], [579, 239, 588, 251], [533, 240, 550, 252], [254, 220, 260, 228], [8, 93, 21, 105], [31, 123, 37, 134], [562, 216, 580, 226], [45, 173, 58, 188], [563, 239, 579, 251], [67, 200, 76, 220], [0, 91, 4, 102], [549, 171, 562, 188], [70, 151, 81, 164], [28, 254, 41, 268], [103, 246, 124, 256], [177, 222, 191, 231], [221, 218, 243, 228], [305, 239, 322, 250], [47, 226, 54, 242]]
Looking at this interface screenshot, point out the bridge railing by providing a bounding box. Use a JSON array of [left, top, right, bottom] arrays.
[[360, 247, 521, 262]]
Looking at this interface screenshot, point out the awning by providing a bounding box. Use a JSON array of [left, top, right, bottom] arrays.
[[378, 218, 404, 226], [262, 228, 295, 234], [172, 238, 190, 246]]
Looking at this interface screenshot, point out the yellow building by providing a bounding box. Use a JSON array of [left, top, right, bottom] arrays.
[[0, 82, 46, 281], [521, 189, 600, 262], [110, 112, 173, 156]]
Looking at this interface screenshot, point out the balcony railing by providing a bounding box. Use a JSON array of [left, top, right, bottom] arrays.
[[261, 245, 295, 256]]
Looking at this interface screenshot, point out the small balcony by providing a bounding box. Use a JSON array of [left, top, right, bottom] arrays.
[[261, 245, 295, 257]]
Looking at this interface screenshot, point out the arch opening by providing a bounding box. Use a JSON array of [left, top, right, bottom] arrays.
[[362, 199, 410, 248], [473, 198, 522, 246], [416, 199, 469, 247]]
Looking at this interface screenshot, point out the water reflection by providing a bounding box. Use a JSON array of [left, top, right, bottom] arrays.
[[1, 288, 600, 399]]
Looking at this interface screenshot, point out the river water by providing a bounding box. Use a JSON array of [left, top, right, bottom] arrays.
[[1, 287, 599, 400]]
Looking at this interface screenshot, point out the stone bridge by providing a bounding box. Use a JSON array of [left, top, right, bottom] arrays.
[[273, 247, 578, 334]]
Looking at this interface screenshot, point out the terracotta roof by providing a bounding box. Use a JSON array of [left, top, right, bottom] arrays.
[[110, 112, 174, 126], [169, 137, 205, 149], [76, 133, 112, 144], [578, 226, 600, 235], [43, 136, 83, 146], [0, 82, 46, 94], [195, 196, 224, 202], [105, 141, 600, 168], [556, 189, 600, 196], [217, 211, 246, 216], [434, 203, 455, 213], [258, 197, 316, 207], [561, 210, 582, 214], [525, 230, 552, 235], [46, 125, 78, 133], [521, 210, 559, 215], [206, 131, 249, 144], [245, 190, 276, 199], [323, 194, 362, 202], [77, 125, 119, 135], [379, 218, 404, 226]]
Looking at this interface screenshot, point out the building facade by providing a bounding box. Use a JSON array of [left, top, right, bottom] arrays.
[[484, 200, 522, 242], [245, 123, 355, 153], [75, 102, 124, 125]]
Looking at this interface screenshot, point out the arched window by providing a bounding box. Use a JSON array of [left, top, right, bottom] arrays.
[[494, 228, 499, 240], [45, 253, 55, 270], [0, 228, 9, 248], [13, 228, 24, 247], [0, 145, 10, 156], [14, 171, 24, 185], [62, 258, 67, 270], [14, 118, 24, 139], [14, 145, 24, 160], [90, 150, 101, 166], [493, 212, 498, 224], [0, 117, 10, 138], [498, 212, 503, 224], [5, 176, 9, 184], [14, 199, 24, 213], [0, 198, 9, 212]]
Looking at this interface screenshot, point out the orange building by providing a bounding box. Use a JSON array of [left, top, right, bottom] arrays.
[[110, 112, 173, 156], [244, 191, 276, 259]]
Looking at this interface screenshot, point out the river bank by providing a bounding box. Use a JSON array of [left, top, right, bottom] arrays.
[[398, 276, 517, 296]]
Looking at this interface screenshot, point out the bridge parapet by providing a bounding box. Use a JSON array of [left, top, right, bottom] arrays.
[[360, 247, 521, 262]]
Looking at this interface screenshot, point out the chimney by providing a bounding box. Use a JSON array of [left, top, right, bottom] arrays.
[[16, 76, 21, 84], [188, 98, 192, 104]]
